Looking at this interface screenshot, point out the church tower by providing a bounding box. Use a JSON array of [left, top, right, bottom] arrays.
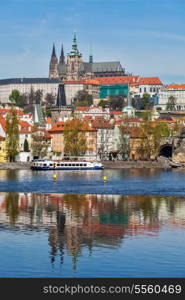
[[49, 43, 58, 78], [59, 44, 65, 65], [66, 33, 83, 80]]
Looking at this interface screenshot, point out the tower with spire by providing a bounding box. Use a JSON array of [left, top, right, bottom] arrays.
[[59, 44, 65, 65], [49, 43, 58, 78], [66, 32, 83, 80], [89, 43, 93, 64]]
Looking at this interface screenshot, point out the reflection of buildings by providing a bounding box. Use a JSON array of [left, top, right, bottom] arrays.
[[1, 193, 185, 269]]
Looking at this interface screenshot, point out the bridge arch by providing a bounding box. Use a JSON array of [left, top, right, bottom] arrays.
[[158, 144, 172, 158]]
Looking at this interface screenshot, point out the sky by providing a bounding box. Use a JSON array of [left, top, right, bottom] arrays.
[[1, 0, 185, 83]]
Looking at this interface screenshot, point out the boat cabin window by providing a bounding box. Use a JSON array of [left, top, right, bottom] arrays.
[[57, 164, 60, 166], [43, 163, 47, 166], [50, 163, 53, 166]]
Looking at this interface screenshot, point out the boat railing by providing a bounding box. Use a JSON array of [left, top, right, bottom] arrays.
[[32, 156, 98, 163]]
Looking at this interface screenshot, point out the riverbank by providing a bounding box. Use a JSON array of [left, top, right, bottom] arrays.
[[102, 160, 172, 169], [0, 162, 31, 170], [0, 161, 171, 170], [0, 160, 183, 170]]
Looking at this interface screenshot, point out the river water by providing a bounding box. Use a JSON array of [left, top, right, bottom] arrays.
[[0, 169, 185, 277]]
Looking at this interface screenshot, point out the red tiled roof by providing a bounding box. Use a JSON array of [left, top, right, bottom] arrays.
[[110, 111, 122, 115], [64, 76, 140, 85], [83, 116, 93, 123], [0, 118, 6, 132], [19, 121, 31, 133], [91, 119, 114, 129], [0, 108, 25, 116], [93, 76, 139, 85], [49, 120, 96, 132], [75, 106, 90, 111], [19, 121, 31, 127], [138, 77, 163, 85], [19, 121, 32, 134], [165, 84, 185, 89], [49, 121, 65, 132], [31, 126, 51, 139], [82, 79, 100, 85], [0, 118, 32, 134]]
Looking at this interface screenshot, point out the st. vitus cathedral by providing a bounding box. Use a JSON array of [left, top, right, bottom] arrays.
[[49, 33, 125, 80]]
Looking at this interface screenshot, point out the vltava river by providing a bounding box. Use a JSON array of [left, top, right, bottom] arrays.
[[0, 168, 185, 195], [0, 190, 185, 277], [1, 169, 185, 277]]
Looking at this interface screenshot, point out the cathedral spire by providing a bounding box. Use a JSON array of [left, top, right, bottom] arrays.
[[49, 43, 58, 78], [52, 43, 56, 57], [59, 44, 65, 64], [68, 32, 82, 57]]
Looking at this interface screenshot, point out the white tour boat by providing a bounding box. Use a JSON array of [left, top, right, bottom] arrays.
[[31, 159, 104, 170]]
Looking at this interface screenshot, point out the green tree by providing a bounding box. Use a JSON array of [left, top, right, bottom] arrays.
[[45, 93, 56, 107], [44, 108, 52, 117], [35, 89, 43, 104], [118, 122, 131, 160], [75, 90, 93, 106], [141, 93, 150, 110], [98, 99, 107, 108], [6, 107, 20, 162], [108, 96, 125, 110], [9, 89, 26, 108], [141, 110, 153, 121], [137, 121, 171, 160], [31, 127, 49, 158], [98, 96, 125, 110], [63, 120, 88, 156], [29, 86, 35, 105], [166, 96, 176, 111], [23, 139, 29, 152]]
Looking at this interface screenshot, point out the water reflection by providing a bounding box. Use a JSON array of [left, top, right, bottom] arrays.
[[1, 169, 185, 196], [1, 192, 185, 272]]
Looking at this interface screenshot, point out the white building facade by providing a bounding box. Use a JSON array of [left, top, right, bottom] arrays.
[[158, 85, 185, 110], [0, 78, 60, 104], [64, 80, 99, 105], [137, 77, 163, 97]]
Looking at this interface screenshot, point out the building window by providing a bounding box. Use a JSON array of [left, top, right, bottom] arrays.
[[144, 87, 146, 93]]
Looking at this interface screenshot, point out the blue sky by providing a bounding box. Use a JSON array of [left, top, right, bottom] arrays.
[[1, 0, 185, 83]]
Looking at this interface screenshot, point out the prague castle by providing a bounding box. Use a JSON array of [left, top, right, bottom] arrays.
[[49, 33, 125, 80]]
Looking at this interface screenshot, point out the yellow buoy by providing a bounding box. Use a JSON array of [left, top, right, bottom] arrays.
[[103, 175, 107, 182], [53, 173, 57, 180]]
